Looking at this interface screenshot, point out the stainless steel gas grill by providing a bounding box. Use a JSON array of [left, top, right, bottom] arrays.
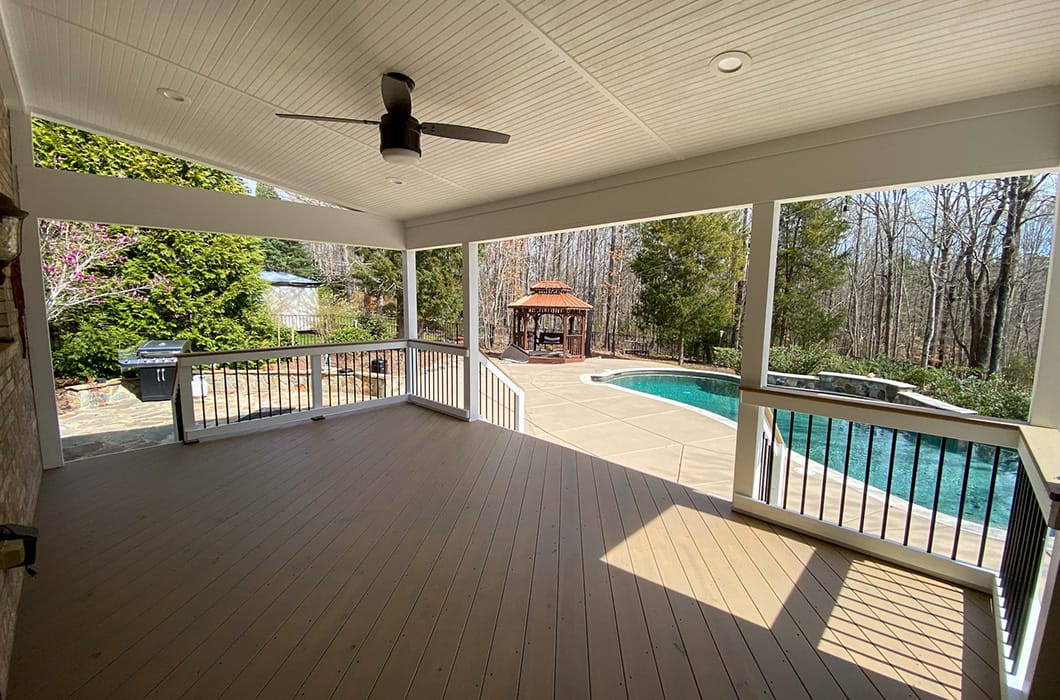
[[117, 339, 190, 401]]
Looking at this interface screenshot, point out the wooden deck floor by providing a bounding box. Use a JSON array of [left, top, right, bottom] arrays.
[[11, 404, 1000, 699]]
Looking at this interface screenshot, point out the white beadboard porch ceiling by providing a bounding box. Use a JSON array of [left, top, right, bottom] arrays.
[[2, 0, 1059, 220]]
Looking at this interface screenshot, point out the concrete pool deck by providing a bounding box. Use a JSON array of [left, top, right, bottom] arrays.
[[495, 355, 739, 498]]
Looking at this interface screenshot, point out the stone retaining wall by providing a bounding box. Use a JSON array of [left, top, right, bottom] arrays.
[[766, 370, 972, 414]]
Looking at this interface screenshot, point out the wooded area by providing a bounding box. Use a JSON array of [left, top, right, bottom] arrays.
[[475, 176, 1055, 380]]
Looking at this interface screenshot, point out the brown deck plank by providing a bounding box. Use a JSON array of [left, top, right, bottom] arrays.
[[21, 411, 395, 699], [9, 404, 1000, 700], [476, 437, 549, 699], [330, 431, 522, 699], [644, 476, 772, 698], [592, 456, 666, 698], [404, 436, 536, 699], [270, 419, 506, 699], [624, 470, 738, 699], [663, 482, 813, 699], [552, 442, 591, 699], [114, 411, 459, 699], [574, 450, 627, 700], [513, 441, 562, 700], [608, 465, 701, 699]]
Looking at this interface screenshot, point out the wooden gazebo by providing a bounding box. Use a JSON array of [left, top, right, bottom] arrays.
[[508, 281, 593, 363]]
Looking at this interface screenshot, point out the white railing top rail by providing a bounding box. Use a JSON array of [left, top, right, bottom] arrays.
[[408, 338, 469, 354], [742, 386, 1021, 447], [177, 339, 408, 365]]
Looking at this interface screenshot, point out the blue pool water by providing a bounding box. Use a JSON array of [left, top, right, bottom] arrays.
[[602, 371, 1018, 527]]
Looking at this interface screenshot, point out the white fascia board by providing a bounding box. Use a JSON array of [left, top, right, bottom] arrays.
[[405, 87, 1060, 248], [19, 166, 404, 249]]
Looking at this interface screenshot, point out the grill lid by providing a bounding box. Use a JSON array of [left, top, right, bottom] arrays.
[[137, 339, 190, 357]]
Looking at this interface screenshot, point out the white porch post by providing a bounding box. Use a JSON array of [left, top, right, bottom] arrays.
[[462, 242, 480, 421], [1030, 191, 1060, 428], [732, 201, 781, 500], [11, 110, 63, 469], [402, 250, 418, 397], [1022, 183, 1060, 699]]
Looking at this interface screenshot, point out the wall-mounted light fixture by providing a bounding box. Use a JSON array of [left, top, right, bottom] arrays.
[[0, 193, 29, 285]]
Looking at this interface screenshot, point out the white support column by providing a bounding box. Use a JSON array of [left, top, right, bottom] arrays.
[[732, 201, 781, 499], [462, 242, 480, 421], [402, 250, 418, 397], [11, 110, 63, 469], [1030, 191, 1060, 428]]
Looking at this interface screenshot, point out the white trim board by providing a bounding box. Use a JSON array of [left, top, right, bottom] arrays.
[[18, 166, 405, 249]]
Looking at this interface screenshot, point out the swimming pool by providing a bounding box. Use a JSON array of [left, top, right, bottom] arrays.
[[597, 370, 1018, 526]]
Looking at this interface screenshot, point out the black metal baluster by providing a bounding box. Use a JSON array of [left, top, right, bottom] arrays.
[[952, 442, 975, 560], [286, 358, 294, 413], [783, 411, 796, 510], [818, 418, 833, 521], [880, 428, 899, 540], [800, 415, 814, 515], [903, 433, 924, 547], [232, 360, 240, 422], [838, 421, 854, 527], [859, 426, 876, 533], [209, 364, 219, 426], [198, 367, 207, 430], [927, 437, 948, 554], [244, 363, 251, 421], [266, 357, 273, 417], [977, 446, 1003, 568], [221, 363, 231, 424], [1004, 466, 1046, 657]]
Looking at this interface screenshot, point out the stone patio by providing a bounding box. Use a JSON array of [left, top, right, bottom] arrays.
[[495, 355, 738, 498]]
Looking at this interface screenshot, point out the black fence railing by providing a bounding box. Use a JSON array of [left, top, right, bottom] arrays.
[[761, 409, 1019, 569], [998, 468, 1050, 663], [177, 343, 406, 434], [409, 343, 465, 412]]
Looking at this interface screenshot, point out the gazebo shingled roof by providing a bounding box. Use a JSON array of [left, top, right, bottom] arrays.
[[508, 280, 592, 311]]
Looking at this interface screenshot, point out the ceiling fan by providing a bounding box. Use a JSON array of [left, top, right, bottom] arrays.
[[277, 73, 510, 164]]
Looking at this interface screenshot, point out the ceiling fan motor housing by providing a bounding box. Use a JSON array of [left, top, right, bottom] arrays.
[[379, 112, 421, 157]]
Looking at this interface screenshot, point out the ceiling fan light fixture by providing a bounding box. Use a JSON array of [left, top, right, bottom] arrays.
[[710, 50, 751, 75], [381, 147, 420, 165]]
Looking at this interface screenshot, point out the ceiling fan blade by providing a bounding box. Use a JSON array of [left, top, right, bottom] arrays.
[[420, 122, 510, 144], [381, 73, 413, 114], [276, 113, 379, 125]]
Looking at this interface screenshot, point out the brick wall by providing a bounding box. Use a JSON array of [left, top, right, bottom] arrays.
[[0, 86, 43, 695]]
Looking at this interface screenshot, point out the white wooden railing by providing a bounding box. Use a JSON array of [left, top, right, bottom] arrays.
[[736, 385, 1058, 674], [479, 354, 525, 432], [172, 339, 524, 442]]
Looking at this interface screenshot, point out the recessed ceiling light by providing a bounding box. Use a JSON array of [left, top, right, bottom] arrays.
[[156, 87, 186, 102], [387, 176, 404, 185], [710, 50, 751, 75]]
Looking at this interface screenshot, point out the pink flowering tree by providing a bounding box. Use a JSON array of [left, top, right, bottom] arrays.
[[40, 220, 168, 323]]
